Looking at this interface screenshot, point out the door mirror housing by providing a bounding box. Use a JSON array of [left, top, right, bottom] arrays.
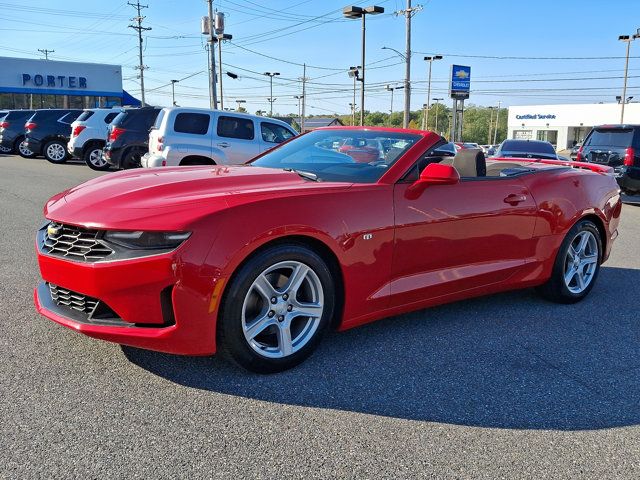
[[418, 163, 460, 186], [406, 163, 460, 199]]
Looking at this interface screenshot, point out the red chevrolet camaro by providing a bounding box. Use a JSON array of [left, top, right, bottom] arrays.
[[35, 127, 622, 373]]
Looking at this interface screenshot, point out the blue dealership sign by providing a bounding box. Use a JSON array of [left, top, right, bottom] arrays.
[[450, 65, 471, 99]]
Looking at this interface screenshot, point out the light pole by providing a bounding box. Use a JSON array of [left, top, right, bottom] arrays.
[[235, 99, 246, 112], [294, 95, 303, 129], [344, 5, 385, 126], [422, 55, 443, 130], [216, 33, 232, 110], [433, 97, 443, 133], [264, 72, 280, 116], [386, 84, 404, 122], [493, 101, 502, 145], [619, 30, 640, 123], [382, 46, 412, 127], [170, 79, 179, 106], [348, 66, 361, 126]]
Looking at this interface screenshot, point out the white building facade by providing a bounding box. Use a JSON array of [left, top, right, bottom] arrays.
[[508, 103, 640, 150]]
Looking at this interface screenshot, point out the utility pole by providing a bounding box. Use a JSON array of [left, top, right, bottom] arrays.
[[128, 1, 151, 107], [300, 64, 307, 132], [394, 1, 422, 128], [487, 106, 494, 145], [38, 49, 54, 60], [433, 98, 443, 133], [493, 101, 502, 144], [206, 0, 218, 109]]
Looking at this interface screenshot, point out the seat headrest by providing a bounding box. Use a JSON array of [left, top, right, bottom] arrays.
[[441, 148, 486, 177]]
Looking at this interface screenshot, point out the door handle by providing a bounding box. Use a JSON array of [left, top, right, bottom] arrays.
[[504, 193, 527, 205], [217, 142, 230, 148]]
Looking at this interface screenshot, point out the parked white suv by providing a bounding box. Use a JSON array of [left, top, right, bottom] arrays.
[[68, 108, 121, 170], [142, 107, 297, 167]]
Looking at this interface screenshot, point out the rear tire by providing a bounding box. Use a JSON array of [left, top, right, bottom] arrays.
[[121, 148, 143, 169], [218, 244, 335, 373], [83, 144, 109, 171], [535, 220, 602, 304], [43, 140, 68, 164], [16, 137, 36, 158]]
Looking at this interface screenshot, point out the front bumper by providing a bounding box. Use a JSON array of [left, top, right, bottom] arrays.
[[35, 244, 219, 355], [141, 152, 166, 168]]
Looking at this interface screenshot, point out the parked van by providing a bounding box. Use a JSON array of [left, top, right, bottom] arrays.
[[142, 107, 297, 167]]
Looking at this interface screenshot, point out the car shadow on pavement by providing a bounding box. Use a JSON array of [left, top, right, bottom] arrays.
[[123, 265, 640, 431]]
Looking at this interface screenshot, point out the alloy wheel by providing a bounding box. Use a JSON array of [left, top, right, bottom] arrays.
[[242, 260, 324, 359], [89, 148, 106, 167], [18, 141, 33, 157], [46, 143, 66, 161], [563, 230, 598, 294]]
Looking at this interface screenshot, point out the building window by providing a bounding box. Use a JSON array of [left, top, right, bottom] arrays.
[[536, 129, 558, 145], [513, 130, 533, 140]]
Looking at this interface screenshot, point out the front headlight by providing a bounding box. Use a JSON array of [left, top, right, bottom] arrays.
[[103, 231, 191, 250]]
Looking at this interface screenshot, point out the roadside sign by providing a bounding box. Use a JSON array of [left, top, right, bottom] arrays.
[[450, 65, 471, 99]]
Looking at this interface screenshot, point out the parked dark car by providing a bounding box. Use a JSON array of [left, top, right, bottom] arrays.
[[104, 107, 160, 169], [0, 110, 35, 156], [23, 109, 83, 163], [577, 124, 640, 195], [493, 139, 559, 160]]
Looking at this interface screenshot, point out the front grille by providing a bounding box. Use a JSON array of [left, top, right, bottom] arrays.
[[42, 222, 113, 262], [48, 283, 99, 315]]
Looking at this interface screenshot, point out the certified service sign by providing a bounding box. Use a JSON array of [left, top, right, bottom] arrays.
[[450, 65, 471, 99]]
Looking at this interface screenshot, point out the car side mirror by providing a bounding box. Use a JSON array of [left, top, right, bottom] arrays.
[[406, 163, 460, 199]]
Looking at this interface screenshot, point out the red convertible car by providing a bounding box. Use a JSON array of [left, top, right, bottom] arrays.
[[35, 127, 622, 373]]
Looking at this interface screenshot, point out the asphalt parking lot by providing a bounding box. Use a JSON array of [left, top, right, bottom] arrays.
[[1, 154, 639, 479]]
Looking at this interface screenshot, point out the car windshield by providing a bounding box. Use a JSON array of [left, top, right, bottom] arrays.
[[250, 129, 421, 183]]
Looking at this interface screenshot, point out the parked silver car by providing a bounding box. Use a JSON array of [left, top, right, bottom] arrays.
[[142, 107, 297, 167]]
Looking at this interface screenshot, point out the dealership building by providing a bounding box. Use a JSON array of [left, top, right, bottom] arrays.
[[508, 102, 640, 150], [0, 57, 139, 109]]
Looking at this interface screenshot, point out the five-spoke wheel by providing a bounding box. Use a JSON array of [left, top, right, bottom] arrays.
[[218, 244, 335, 373]]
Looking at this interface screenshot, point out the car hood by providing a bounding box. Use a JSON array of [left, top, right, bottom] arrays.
[[44, 165, 351, 230]]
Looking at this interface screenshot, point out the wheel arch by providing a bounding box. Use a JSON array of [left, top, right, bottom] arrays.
[[218, 234, 345, 331], [578, 213, 607, 257], [81, 139, 105, 156]]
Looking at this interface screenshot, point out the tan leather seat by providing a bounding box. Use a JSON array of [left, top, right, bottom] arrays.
[[485, 161, 524, 177], [441, 148, 486, 177]]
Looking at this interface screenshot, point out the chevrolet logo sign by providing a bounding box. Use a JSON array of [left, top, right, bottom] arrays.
[[47, 223, 62, 237], [454, 69, 469, 79]]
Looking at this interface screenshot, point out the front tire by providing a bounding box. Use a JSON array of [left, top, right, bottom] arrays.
[[43, 140, 68, 164], [536, 220, 602, 304], [83, 144, 109, 171], [218, 244, 335, 373]]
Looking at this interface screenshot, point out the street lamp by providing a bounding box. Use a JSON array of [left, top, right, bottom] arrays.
[[386, 84, 404, 121], [347, 66, 361, 126], [170, 79, 179, 106], [343, 5, 385, 126], [493, 101, 502, 145], [619, 30, 640, 123], [264, 72, 280, 116], [382, 46, 412, 128], [216, 33, 232, 110], [422, 55, 443, 130], [487, 106, 495, 145], [432, 97, 443, 133]]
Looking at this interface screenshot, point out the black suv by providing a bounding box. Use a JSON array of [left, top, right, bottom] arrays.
[[104, 107, 160, 169], [23, 109, 83, 163], [577, 125, 640, 194], [0, 110, 35, 156]]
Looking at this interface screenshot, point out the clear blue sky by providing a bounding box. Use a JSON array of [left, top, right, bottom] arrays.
[[1, 0, 640, 116]]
